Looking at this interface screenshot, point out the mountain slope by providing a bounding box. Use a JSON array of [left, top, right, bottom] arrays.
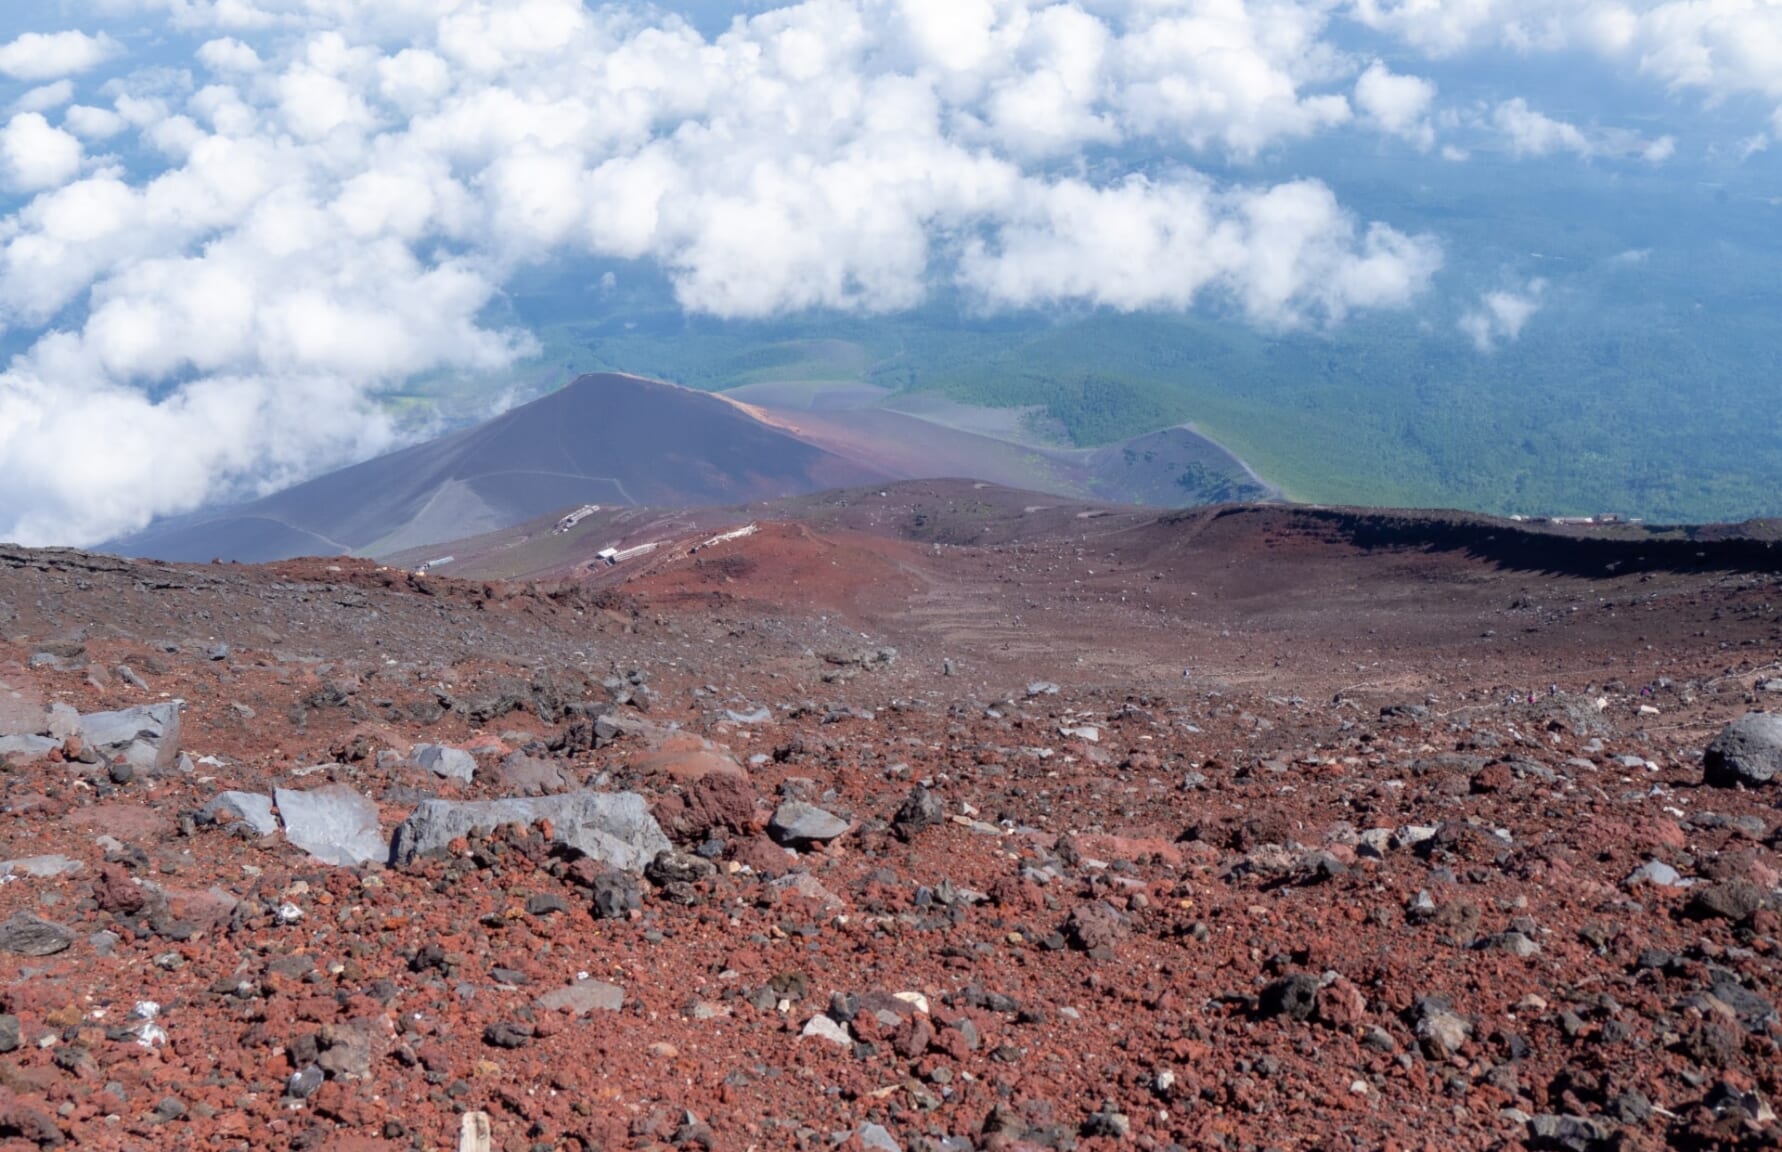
[[108, 373, 890, 562]]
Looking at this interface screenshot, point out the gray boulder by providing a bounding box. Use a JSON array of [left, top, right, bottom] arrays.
[[1624, 860, 1683, 889], [536, 980, 624, 1016], [81, 702, 183, 774], [0, 677, 48, 738], [855, 1124, 901, 1152], [275, 785, 386, 866], [412, 743, 476, 783], [491, 753, 570, 796], [201, 791, 279, 836], [46, 704, 79, 740], [0, 913, 75, 956], [0, 735, 58, 762], [1704, 713, 1782, 787], [768, 801, 850, 847], [0, 855, 82, 879], [390, 791, 669, 870]]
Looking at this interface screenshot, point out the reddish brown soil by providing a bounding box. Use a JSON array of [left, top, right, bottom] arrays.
[[1, 486, 1780, 1152]]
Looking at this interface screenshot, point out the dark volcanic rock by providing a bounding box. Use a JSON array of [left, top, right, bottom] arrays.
[[892, 785, 945, 840], [1686, 879, 1767, 923], [0, 914, 75, 957], [1064, 901, 1129, 957], [1527, 1114, 1616, 1152], [591, 871, 642, 920], [646, 849, 717, 886], [1259, 974, 1320, 1022]]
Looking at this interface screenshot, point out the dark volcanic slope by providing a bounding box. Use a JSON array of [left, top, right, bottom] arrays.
[[742, 403, 1276, 509], [107, 373, 890, 563]]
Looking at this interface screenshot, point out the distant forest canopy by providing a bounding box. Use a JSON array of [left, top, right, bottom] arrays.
[[483, 294, 1780, 524], [467, 135, 1782, 526]]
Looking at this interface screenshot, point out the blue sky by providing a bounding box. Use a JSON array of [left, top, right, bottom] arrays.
[[0, 1, 1778, 543]]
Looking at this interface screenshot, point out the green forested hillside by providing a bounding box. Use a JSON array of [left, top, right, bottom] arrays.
[[480, 146, 1782, 526], [513, 296, 1779, 523]]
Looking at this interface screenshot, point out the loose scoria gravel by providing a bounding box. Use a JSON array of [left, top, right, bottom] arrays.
[[0, 515, 1778, 1152]]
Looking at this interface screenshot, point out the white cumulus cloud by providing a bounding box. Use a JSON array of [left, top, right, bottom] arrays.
[[63, 104, 130, 139], [1460, 278, 1546, 352], [1492, 98, 1593, 158], [15, 81, 77, 114], [958, 175, 1441, 326], [0, 30, 122, 81], [1488, 97, 1676, 162], [0, 112, 85, 192], [0, 0, 1460, 548], [197, 37, 264, 73], [1354, 60, 1436, 148]]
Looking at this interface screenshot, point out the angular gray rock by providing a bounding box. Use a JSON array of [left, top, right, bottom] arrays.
[[1703, 713, 1782, 787], [316, 1020, 379, 1079], [492, 753, 569, 796], [0, 855, 82, 879], [1415, 1008, 1472, 1059], [0, 677, 47, 738], [412, 743, 476, 784], [590, 871, 641, 919], [1475, 931, 1541, 958], [45, 703, 79, 740], [769, 801, 850, 847], [275, 785, 387, 866], [390, 791, 669, 871], [801, 1014, 852, 1045], [536, 980, 625, 1016], [200, 791, 279, 837], [1624, 860, 1682, 889], [892, 785, 945, 839], [1527, 1114, 1615, 1152], [81, 702, 183, 774], [0, 913, 75, 956], [855, 1123, 901, 1152], [0, 734, 58, 762]]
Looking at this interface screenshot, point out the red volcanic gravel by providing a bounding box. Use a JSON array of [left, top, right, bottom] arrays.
[[0, 512, 1780, 1152]]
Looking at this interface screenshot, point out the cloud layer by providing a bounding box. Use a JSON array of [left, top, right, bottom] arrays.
[[0, 0, 1454, 546], [0, 0, 1778, 546]]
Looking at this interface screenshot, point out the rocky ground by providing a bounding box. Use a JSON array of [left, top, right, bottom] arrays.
[[0, 495, 1780, 1152]]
